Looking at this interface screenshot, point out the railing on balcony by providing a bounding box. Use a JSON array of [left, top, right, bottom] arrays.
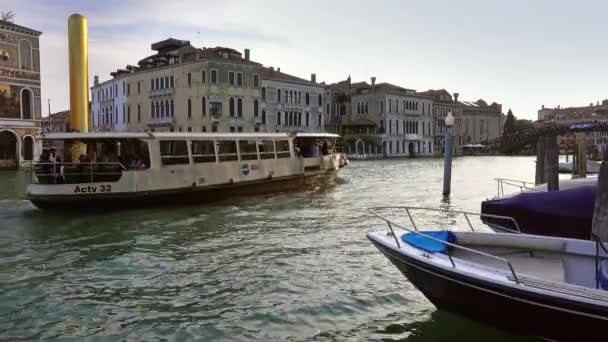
[[147, 115, 176, 127], [149, 88, 175, 97]]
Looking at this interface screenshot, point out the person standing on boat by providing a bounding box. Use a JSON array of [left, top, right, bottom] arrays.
[[322, 141, 329, 156]]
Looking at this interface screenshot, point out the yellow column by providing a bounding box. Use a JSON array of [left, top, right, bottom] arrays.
[[68, 13, 89, 160]]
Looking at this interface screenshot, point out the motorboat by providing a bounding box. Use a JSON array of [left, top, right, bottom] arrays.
[[367, 206, 608, 341], [27, 132, 348, 210], [482, 177, 597, 240]]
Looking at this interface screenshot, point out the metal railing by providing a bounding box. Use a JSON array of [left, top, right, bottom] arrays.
[[368, 206, 521, 284], [495, 178, 541, 198], [32, 161, 126, 184]]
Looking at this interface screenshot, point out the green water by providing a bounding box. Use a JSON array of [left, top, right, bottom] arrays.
[[0, 157, 539, 341]]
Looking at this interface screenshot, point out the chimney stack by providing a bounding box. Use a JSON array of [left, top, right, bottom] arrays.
[[454, 92, 459, 102], [311, 73, 316, 83], [94, 75, 99, 86], [542, 104, 544, 109], [277, 67, 281, 73], [244, 48, 250, 61], [371, 77, 376, 86], [269, 66, 274, 71]]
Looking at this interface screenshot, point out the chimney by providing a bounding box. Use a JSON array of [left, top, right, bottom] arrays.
[[269, 66, 274, 71], [277, 67, 281, 73], [311, 73, 316, 83], [542, 104, 544, 109], [371, 77, 376, 86], [454, 92, 459, 102], [94, 75, 99, 86], [244, 48, 250, 61]]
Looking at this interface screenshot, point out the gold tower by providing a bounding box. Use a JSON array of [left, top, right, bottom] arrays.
[[68, 13, 89, 159]]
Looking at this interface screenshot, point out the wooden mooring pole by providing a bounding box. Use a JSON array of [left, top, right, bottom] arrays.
[[545, 136, 559, 191], [576, 133, 587, 178], [535, 137, 546, 185], [591, 151, 608, 241]]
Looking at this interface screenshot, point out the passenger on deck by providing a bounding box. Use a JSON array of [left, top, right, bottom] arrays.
[[322, 141, 329, 156], [55, 157, 65, 184]]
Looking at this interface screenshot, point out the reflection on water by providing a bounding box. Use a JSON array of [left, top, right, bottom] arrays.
[[0, 157, 539, 341]]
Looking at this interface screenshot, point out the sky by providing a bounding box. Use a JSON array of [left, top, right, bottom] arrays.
[[4, 0, 608, 120]]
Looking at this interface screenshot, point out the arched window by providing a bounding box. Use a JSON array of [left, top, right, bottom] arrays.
[[187, 99, 192, 118], [22, 136, 34, 160], [357, 102, 361, 114], [277, 111, 281, 125], [229, 97, 235, 116], [306, 92, 310, 105], [318, 94, 322, 106], [380, 120, 384, 133], [403, 100, 406, 112], [277, 89, 281, 102], [396, 100, 399, 113], [20, 89, 32, 119], [137, 104, 141, 123], [202, 97, 207, 116], [160, 100, 165, 117], [165, 100, 169, 118], [389, 99, 392, 113], [262, 87, 266, 101], [389, 119, 392, 134], [171, 100, 175, 116], [254, 99, 259, 117], [19, 40, 32, 70], [237, 98, 243, 117], [380, 101, 384, 113]]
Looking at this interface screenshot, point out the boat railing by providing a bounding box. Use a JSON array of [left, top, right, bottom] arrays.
[[495, 178, 541, 197], [368, 206, 522, 284], [32, 161, 127, 185]]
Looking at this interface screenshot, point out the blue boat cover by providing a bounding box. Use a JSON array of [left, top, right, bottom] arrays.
[[402, 231, 456, 254]]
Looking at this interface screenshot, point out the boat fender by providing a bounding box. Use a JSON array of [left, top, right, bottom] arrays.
[[599, 260, 608, 290]]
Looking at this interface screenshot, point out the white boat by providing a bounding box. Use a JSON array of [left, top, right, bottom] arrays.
[[27, 132, 347, 210], [367, 206, 608, 341]]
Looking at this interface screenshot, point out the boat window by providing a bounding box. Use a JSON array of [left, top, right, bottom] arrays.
[[191, 140, 216, 163], [217, 141, 238, 162], [238, 140, 258, 161], [258, 140, 275, 160], [275, 140, 291, 159], [160, 140, 190, 165]]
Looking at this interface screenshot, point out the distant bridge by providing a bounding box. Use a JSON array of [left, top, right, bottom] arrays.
[[486, 120, 608, 154]]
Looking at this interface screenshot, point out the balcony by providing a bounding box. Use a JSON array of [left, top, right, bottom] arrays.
[[147, 115, 176, 127], [406, 134, 422, 140], [149, 88, 175, 97]]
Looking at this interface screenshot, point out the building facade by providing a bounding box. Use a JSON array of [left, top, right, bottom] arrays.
[[418, 89, 463, 154], [0, 20, 42, 169], [259, 67, 325, 133], [333, 78, 434, 157], [91, 39, 263, 133], [459, 99, 504, 144]]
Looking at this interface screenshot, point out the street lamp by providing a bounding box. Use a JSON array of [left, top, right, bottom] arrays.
[[443, 111, 454, 196]]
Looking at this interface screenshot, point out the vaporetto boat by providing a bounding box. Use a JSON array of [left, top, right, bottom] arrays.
[[27, 132, 347, 210]]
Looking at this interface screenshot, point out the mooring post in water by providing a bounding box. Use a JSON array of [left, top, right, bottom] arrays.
[[442, 112, 455, 196], [545, 136, 559, 191], [535, 136, 546, 185], [576, 132, 587, 178], [591, 151, 608, 241]]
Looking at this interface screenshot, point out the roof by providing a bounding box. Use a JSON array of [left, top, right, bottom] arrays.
[[43, 110, 70, 120], [38, 132, 340, 140], [151, 38, 190, 52], [258, 67, 319, 87], [0, 20, 42, 36]]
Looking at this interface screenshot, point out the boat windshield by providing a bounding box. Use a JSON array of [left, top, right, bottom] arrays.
[[34, 138, 150, 185]]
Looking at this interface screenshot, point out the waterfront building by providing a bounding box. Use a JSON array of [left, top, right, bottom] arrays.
[[0, 19, 42, 169], [459, 99, 505, 144], [418, 89, 463, 154], [331, 77, 434, 157], [91, 38, 262, 133], [90, 74, 129, 131], [258, 67, 325, 133]]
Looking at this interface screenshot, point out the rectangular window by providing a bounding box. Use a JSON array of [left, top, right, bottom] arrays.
[[237, 127, 243, 132], [211, 69, 218, 83], [187, 73, 192, 86], [306, 112, 310, 127], [236, 72, 243, 86], [212, 125, 218, 132], [261, 110, 266, 124], [191, 140, 216, 163], [229, 71, 235, 85], [187, 127, 192, 132], [165, 76, 169, 89], [210, 102, 222, 116], [275, 140, 291, 159], [218, 141, 238, 161], [202, 126, 207, 132], [160, 140, 190, 165], [170, 76, 174, 88], [254, 74, 259, 88], [277, 111, 281, 125], [150, 79, 154, 91], [155, 78, 160, 90], [230, 126, 235, 133], [239, 140, 258, 160], [259, 140, 275, 159], [138, 82, 141, 94], [202, 70, 206, 83], [160, 77, 164, 89], [127, 83, 130, 96], [127, 105, 131, 123]]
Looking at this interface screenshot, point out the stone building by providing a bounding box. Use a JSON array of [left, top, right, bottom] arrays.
[[258, 67, 325, 133], [91, 38, 262, 133], [0, 19, 42, 169], [331, 77, 434, 157], [418, 89, 463, 154], [90, 74, 129, 131], [459, 99, 504, 144]]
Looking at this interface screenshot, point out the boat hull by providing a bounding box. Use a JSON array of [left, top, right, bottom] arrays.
[[369, 238, 608, 341], [28, 171, 338, 211]]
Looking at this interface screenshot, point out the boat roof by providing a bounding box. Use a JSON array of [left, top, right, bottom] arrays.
[[38, 131, 341, 140]]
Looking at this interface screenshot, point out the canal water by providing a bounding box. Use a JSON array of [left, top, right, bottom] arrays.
[[0, 157, 541, 341]]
